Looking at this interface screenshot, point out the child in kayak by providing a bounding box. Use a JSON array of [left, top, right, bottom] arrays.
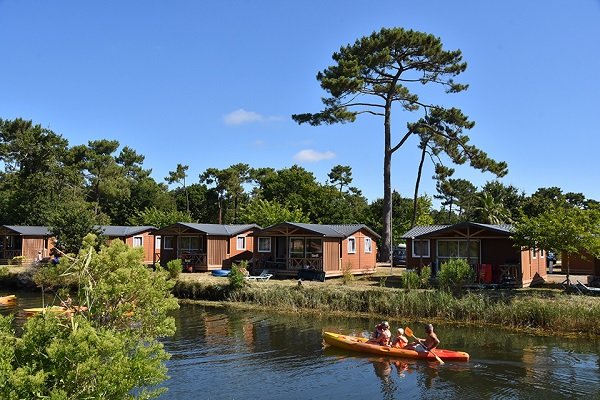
[[392, 328, 408, 348]]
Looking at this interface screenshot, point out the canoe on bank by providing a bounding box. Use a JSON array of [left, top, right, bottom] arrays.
[[23, 306, 67, 316], [323, 331, 470, 362], [23, 305, 88, 317], [211, 269, 231, 277], [0, 295, 17, 304]]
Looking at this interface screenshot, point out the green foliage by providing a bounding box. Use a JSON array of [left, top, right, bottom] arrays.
[[9, 256, 25, 266], [7, 234, 179, 398], [165, 258, 182, 280], [367, 192, 433, 246], [0, 314, 168, 399], [420, 265, 431, 288], [473, 192, 512, 224], [477, 181, 524, 221], [434, 178, 478, 222], [239, 198, 309, 226], [438, 259, 475, 293], [513, 206, 600, 271], [47, 198, 106, 253], [228, 261, 248, 290], [165, 163, 190, 213], [402, 266, 430, 290], [129, 206, 193, 229], [401, 270, 421, 290], [328, 164, 353, 192], [342, 262, 354, 285], [200, 163, 252, 224]]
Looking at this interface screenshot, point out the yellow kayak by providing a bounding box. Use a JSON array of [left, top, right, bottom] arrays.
[[23, 305, 87, 317], [23, 306, 67, 316], [323, 331, 469, 362], [0, 294, 17, 304]]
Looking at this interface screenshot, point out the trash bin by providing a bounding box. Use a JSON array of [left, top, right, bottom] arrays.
[[479, 264, 493, 284]]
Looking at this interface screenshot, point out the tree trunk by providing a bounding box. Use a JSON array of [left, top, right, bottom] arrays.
[[183, 176, 189, 214], [411, 146, 427, 228], [381, 105, 393, 263], [218, 197, 223, 225]]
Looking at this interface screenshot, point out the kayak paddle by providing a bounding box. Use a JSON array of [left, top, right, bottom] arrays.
[[405, 326, 445, 365]]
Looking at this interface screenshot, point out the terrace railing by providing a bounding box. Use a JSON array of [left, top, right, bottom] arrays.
[[289, 257, 323, 271], [178, 251, 207, 267]]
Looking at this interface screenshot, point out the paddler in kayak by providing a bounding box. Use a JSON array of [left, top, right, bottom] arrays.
[[368, 321, 392, 346], [405, 324, 440, 352]]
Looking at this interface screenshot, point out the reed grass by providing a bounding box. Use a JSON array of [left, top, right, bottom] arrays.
[[173, 279, 600, 335]]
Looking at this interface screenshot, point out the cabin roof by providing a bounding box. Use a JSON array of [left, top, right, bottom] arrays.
[[255, 222, 381, 239], [402, 222, 513, 239], [155, 222, 260, 236], [1, 225, 52, 236], [96, 226, 157, 237]]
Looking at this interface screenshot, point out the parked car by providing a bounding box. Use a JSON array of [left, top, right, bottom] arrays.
[[392, 246, 407, 267]]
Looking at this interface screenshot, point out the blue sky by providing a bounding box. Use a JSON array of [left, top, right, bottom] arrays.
[[1, 1, 599, 204]]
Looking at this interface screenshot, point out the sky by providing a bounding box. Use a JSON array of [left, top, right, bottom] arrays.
[[1, 0, 599, 205]]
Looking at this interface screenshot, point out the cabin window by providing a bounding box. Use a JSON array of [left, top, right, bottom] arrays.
[[4, 236, 16, 249], [412, 239, 430, 258], [155, 236, 161, 250], [179, 236, 200, 251], [436, 240, 479, 265], [236, 235, 246, 250], [133, 236, 143, 248], [258, 237, 271, 252], [163, 236, 174, 249], [306, 238, 323, 258], [532, 248, 537, 259], [290, 237, 305, 258], [347, 237, 356, 254], [364, 237, 372, 253]]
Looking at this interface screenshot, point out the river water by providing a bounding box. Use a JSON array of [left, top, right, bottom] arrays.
[[2, 291, 599, 399]]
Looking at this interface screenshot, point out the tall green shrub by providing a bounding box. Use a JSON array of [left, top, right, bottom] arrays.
[[401, 271, 421, 290], [2, 234, 179, 399], [438, 259, 475, 293], [342, 262, 354, 285], [165, 259, 182, 280], [228, 261, 248, 290]]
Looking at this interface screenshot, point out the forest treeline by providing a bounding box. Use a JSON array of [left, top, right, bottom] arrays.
[[1, 118, 598, 251]]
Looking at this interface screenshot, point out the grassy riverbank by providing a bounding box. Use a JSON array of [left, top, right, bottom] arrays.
[[3, 266, 599, 335], [174, 276, 600, 336]]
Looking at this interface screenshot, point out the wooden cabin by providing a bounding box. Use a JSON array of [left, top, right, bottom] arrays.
[[402, 222, 547, 288], [560, 250, 600, 276], [0, 225, 55, 265], [96, 226, 158, 266], [251, 222, 380, 280], [154, 223, 260, 271]]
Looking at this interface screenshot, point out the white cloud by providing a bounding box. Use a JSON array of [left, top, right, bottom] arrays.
[[223, 109, 263, 125], [294, 149, 336, 162], [223, 108, 282, 125]]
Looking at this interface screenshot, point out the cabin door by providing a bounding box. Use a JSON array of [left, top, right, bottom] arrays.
[[275, 237, 287, 263]]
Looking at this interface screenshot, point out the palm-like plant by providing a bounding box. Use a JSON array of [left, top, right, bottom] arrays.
[[475, 192, 512, 224]]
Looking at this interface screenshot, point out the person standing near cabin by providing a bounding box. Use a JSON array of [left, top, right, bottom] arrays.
[[51, 248, 60, 265], [406, 324, 440, 352]]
